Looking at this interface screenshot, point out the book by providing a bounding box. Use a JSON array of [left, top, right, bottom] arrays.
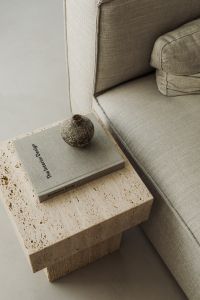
[[14, 114, 125, 202]]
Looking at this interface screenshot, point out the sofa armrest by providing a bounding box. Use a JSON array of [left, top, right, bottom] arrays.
[[64, 0, 99, 113], [64, 0, 200, 113]]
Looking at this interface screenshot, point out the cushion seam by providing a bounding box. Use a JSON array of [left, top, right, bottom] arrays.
[[96, 98, 200, 249], [166, 72, 169, 96], [166, 87, 200, 93]]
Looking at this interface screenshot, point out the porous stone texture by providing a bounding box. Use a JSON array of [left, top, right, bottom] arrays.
[[45, 233, 122, 282], [61, 114, 94, 147], [0, 120, 153, 280]]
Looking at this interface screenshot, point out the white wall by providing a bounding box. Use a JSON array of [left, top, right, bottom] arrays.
[[0, 0, 70, 140]]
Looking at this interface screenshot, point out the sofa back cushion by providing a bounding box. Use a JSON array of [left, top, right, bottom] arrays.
[[96, 0, 200, 93], [66, 0, 200, 112]]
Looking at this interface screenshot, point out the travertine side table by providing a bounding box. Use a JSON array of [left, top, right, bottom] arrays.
[[0, 120, 153, 282]]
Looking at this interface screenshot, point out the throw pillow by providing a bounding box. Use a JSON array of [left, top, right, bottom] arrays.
[[156, 70, 200, 96], [151, 18, 200, 75]]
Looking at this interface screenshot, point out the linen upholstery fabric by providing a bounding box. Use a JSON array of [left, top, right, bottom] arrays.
[[156, 70, 200, 96], [65, 0, 200, 113], [151, 18, 200, 75], [151, 18, 200, 96], [94, 74, 200, 300], [65, 0, 99, 112]]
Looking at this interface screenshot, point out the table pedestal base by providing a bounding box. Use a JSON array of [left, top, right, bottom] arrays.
[[45, 233, 122, 282]]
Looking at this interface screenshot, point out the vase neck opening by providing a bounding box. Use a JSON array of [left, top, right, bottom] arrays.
[[72, 114, 83, 125]]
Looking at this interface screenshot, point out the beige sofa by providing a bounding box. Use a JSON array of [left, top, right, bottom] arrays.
[[64, 1, 200, 299]]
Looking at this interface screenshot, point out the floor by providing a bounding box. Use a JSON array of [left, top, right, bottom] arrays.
[[0, 1, 187, 299]]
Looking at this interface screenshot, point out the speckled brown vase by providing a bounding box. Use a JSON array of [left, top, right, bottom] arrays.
[[61, 114, 94, 148]]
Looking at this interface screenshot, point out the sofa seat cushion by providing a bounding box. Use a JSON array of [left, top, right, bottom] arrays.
[[96, 73, 200, 247], [95, 73, 200, 298]]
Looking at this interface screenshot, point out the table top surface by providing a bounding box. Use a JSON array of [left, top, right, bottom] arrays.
[[0, 121, 153, 272]]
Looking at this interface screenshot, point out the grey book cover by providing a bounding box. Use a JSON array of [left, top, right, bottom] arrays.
[[14, 114, 125, 202]]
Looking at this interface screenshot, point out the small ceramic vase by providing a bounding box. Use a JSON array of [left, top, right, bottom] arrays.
[[61, 114, 94, 147]]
